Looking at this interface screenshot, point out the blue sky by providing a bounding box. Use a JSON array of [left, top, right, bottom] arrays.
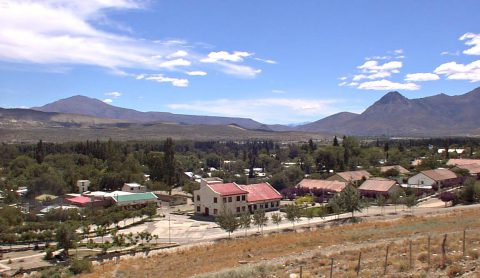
[[0, 0, 479, 124]]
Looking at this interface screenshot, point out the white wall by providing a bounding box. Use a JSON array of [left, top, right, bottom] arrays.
[[194, 186, 247, 216], [408, 173, 436, 187]]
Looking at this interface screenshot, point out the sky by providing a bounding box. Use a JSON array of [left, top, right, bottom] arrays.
[[0, 0, 479, 124]]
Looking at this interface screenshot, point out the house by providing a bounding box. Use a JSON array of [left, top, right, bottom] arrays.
[[154, 191, 191, 206], [239, 183, 282, 212], [121, 183, 146, 193], [193, 179, 282, 216], [111, 192, 158, 208], [194, 182, 248, 216], [65, 195, 106, 208], [297, 179, 346, 194], [326, 170, 371, 185], [76, 180, 90, 194], [446, 159, 480, 167], [408, 168, 461, 190], [379, 165, 410, 175], [358, 178, 399, 198], [452, 163, 480, 179]]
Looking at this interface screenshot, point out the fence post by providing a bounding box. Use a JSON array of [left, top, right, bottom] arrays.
[[383, 245, 389, 275], [427, 235, 431, 270], [409, 240, 413, 269], [463, 229, 466, 257], [299, 266, 303, 278], [441, 234, 448, 269], [356, 251, 362, 276], [330, 258, 334, 278]]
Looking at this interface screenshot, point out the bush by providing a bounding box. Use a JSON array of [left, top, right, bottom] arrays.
[[44, 248, 54, 260], [446, 264, 464, 277], [69, 258, 93, 274]]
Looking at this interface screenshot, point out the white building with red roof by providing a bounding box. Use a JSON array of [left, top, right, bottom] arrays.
[[194, 179, 282, 217]]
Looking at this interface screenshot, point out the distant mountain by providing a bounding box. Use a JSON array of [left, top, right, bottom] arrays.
[[33, 95, 269, 130], [295, 87, 480, 136], [0, 107, 123, 128], [296, 112, 359, 132]]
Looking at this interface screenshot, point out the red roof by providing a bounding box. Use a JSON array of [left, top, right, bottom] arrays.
[[66, 196, 97, 205], [207, 183, 248, 196], [240, 183, 282, 202]]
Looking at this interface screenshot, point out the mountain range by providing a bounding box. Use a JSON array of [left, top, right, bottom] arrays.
[[1, 86, 480, 141]]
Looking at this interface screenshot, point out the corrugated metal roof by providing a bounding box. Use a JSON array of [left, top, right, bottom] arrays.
[[207, 183, 248, 196], [240, 183, 282, 202], [421, 168, 457, 181], [112, 192, 157, 203], [297, 179, 346, 193], [359, 178, 397, 192]]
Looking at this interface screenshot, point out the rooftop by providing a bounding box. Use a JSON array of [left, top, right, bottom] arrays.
[[112, 192, 157, 203], [333, 170, 371, 181], [421, 168, 457, 181], [379, 165, 410, 175], [446, 159, 480, 166], [240, 183, 282, 202], [359, 178, 397, 192], [207, 182, 248, 196], [297, 179, 346, 193]]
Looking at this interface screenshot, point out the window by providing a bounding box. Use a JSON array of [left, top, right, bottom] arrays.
[[241, 195, 246, 201], [277, 201, 280, 207], [242, 206, 246, 211], [236, 196, 240, 201], [253, 204, 257, 210], [260, 204, 264, 209], [196, 206, 200, 212], [223, 197, 227, 203], [228, 197, 232, 202], [265, 203, 269, 209], [213, 197, 217, 203], [196, 195, 200, 201], [271, 202, 275, 207], [236, 207, 240, 213], [214, 209, 218, 215]]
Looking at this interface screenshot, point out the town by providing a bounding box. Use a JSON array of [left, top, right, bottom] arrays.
[[1, 137, 480, 276]]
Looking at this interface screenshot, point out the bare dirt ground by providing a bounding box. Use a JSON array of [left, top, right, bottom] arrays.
[[80, 205, 480, 278]]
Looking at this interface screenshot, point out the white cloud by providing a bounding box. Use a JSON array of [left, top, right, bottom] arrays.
[[201, 51, 252, 63], [186, 71, 207, 76], [254, 57, 277, 64], [460, 33, 480, 56], [358, 60, 403, 73], [434, 60, 480, 82], [393, 49, 403, 55], [405, 73, 440, 82], [0, 1, 265, 82], [440, 51, 460, 56], [338, 82, 347, 86], [167, 50, 188, 58], [103, 98, 113, 103], [348, 82, 359, 87], [105, 91, 122, 97], [159, 58, 191, 69], [167, 98, 342, 124], [144, 74, 189, 87], [353, 71, 391, 81], [357, 79, 420, 91], [272, 89, 286, 94], [338, 76, 347, 81]]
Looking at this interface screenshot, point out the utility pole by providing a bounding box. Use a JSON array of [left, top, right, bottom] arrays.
[[168, 213, 171, 244]]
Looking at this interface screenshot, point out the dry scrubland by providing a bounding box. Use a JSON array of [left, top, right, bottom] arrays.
[[81, 209, 480, 278]]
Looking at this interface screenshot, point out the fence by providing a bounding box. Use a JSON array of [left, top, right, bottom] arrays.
[[289, 228, 478, 277]]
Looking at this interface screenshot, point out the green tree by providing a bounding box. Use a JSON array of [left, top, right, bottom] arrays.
[[163, 138, 177, 194], [305, 208, 315, 225], [271, 212, 283, 232], [285, 204, 301, 230], [252, 209, 268, 234], [35, 139, 45, 164], [238, 212, 251, 237], [339, 184, 362, 218], [333, 136, 339, 147], [376, 194, 386, 215], [216, 208, 239, 238], [328, 195, 342, 219], [404, 194, 417, 215], [56, 224, 78, 256], [389, 188, 403, 213], [95, 225, 107, 244]]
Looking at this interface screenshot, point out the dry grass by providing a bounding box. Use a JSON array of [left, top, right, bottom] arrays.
[[81, 209, 480, 278]]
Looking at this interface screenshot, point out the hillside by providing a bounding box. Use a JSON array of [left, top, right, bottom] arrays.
[[33, 95, 270, 130], [295, 87, 480, 136]]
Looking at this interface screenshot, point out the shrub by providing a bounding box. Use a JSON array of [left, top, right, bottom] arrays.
[[417, 252, 428, 263], [468, 249, 479, 259], [44, 247, 54, 260], [69, 258, 93, 275], [446, 264, 464, 277]]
